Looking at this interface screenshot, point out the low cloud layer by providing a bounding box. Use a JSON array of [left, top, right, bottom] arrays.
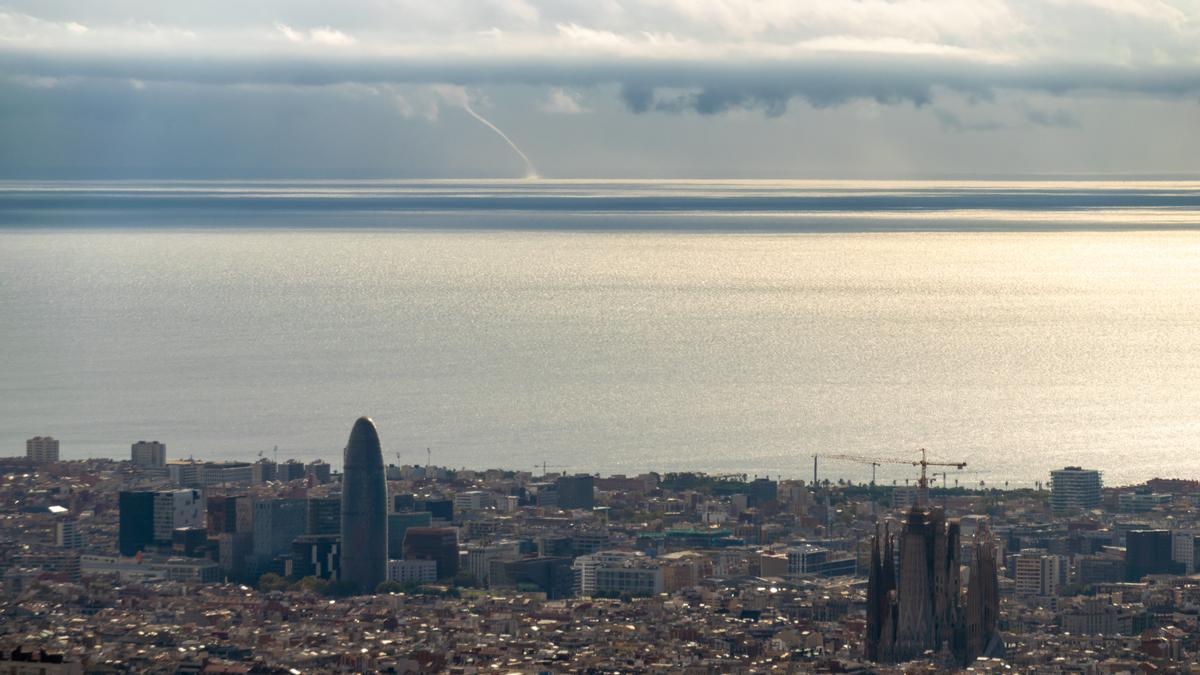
[[1, 1, 1198, 177], [3, 0, 1200, 116]]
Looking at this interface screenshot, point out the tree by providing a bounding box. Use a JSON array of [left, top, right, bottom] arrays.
[[291, 575, 331, 595], [257, 573, 289, 592], [376, 580, 405, 594]]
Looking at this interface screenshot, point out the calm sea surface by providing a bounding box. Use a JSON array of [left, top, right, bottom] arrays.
[[3, 180, 1200, 486]]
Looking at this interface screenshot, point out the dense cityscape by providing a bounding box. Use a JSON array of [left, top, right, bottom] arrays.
[[4, 419, 1200, 673]]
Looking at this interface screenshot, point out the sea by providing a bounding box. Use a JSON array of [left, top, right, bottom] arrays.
[[2, 179, 1200, 488]]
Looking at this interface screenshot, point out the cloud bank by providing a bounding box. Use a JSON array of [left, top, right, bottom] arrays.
[[2, 0, 1199, 116]]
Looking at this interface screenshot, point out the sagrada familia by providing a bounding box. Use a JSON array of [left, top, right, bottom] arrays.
[[866, 505, 1004, 665]]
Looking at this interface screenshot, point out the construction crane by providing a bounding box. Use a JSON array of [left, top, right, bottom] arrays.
[[821, 453, 884, 485], [818, 448, 967, 506], [536, 461, 568, 476]]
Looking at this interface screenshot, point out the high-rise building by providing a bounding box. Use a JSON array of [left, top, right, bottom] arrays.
[[26, 436, 59, 463], [866, 507, 1002, 665], [119, 488, 205, 556], [292, 535, 340, 580], [1050, 467, 1103, 512], [172, 527, 209, 557], [403, 527, 459, 580], [206, 495, 241, 536], [56, 518, 83, 549], [118, 491, 157, 556], [152, 490, 205, 543], [555, 474, 595, 510], [307, 496, 341, 535], [340, 417, 387, 594], [1126, 529, 1182, 581], [252, 498, 307, 570], [387, 511, 433, 559], [1172, 530, 1200, 574], [131, 440, 166, 468], [748, 478, 779, 507], [1014, 550, 1064, 598]]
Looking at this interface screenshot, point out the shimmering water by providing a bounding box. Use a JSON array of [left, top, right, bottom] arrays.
[[3, 180, 1200, 486]]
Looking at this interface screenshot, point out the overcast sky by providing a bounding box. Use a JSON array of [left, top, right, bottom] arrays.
[[1, 0, 1198, 178]]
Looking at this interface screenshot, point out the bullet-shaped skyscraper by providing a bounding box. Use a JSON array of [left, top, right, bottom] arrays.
[[340, 416, 387, 594]]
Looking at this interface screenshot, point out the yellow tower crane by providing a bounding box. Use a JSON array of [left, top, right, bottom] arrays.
[[819, 448, 967, 506]]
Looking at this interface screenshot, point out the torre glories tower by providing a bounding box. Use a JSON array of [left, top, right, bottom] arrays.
[[340, 416, 388, 594]]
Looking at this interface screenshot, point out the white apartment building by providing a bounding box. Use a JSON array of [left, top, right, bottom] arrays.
[[1014, 550, 1064, 598], [387, 559, 438, 585], [1172, 530, 1200, 574], [454, 490, 494, 512]]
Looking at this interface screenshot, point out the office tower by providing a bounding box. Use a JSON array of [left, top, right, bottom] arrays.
[[206, 495, 241, 536], [131, 440, 166, 468], [118, 488, 204, 556], [491, 557, 574, 599], [119, 491, 157, 556], [420, 498, 454, 521], [252, 498, 307, 570], [340, 416, 387, 594], [867, 506, 1002, 665], [394, 494, 416, 512], [555, 474, 595, 510], [1014, 550, 1064, 597], [1050, 467, 1103, 512], [388, 511, 433, 559], [153, 490, 205, 543], [403, 527, 459, 580], [26, 436, 59, 463], [748, 478, 779, 507], [1126, 529, 1182, 581], [172, 527, 209, 557], [292, 535, 341, 580], [307, 496, 341, 535]]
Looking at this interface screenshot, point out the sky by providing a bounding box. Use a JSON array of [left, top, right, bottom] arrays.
[[1, 0, 1198, 178]]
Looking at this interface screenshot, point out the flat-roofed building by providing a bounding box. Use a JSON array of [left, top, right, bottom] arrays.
[[131, 440, 166, 468], [26, 436, 59, 463], [1050, 467, 1102, 512]]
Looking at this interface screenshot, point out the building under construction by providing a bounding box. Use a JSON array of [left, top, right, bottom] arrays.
[[866, 505, 1003, 665]]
